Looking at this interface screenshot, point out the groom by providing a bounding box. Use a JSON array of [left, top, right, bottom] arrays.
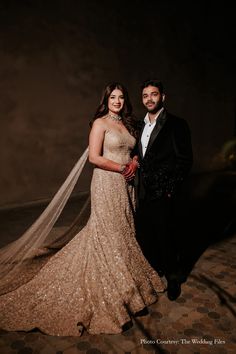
[[135, 79, 193, 301]]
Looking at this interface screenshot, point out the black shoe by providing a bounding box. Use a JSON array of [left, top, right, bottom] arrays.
[[167, 280, 181, 301], [135, 307, 149, 317]]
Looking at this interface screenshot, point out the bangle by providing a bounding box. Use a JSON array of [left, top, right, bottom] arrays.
[[119, 164, 126, 173]]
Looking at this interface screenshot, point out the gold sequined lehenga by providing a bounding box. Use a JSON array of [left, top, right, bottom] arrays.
[[0, 128, 165, 336]]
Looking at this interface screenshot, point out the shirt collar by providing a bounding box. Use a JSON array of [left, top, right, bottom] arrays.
[[144, 107, 164, 124]]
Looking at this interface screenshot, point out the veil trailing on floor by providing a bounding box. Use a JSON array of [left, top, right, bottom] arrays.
[[0, 147, 90, 295]]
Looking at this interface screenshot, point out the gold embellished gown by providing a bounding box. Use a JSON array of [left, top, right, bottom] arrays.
[[0, 127, 165, 336]]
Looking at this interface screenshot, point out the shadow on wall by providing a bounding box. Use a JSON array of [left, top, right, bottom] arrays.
[[174, 162, 236, 281], [171, 137, 236, 281]]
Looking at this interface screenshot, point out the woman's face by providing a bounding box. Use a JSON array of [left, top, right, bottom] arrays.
[[108, 89, 125, 115]]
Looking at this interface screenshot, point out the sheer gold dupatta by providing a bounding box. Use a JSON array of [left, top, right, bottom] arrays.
[[0, 147, 89, 295]]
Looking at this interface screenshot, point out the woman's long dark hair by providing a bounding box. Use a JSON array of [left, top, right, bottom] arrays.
[[90, 82, 138, 139]]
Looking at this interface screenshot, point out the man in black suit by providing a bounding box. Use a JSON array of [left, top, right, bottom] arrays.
[[135, 79, 193, 301]]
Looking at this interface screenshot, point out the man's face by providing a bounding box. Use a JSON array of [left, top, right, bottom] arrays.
[[142, 85, 165, 113]]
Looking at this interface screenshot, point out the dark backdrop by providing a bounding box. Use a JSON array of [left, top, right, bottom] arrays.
[[0, 0, 235, 207]]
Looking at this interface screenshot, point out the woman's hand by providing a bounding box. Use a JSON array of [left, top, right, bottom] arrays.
[[121, 157, 139, 181]]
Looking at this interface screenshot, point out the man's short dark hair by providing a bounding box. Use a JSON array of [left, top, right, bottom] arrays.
[[141, 79, 164, 94]]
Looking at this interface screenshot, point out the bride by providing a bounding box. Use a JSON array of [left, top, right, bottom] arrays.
[[0, 82, 165, 336]]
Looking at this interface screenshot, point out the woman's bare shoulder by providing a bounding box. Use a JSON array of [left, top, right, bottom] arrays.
[[92, 116, 109, 129]]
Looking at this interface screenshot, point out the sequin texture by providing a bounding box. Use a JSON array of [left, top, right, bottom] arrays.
[[0, 128, 165, 336]]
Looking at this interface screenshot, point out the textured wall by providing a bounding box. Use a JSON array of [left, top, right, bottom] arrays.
[[0, 1, 235, 207]]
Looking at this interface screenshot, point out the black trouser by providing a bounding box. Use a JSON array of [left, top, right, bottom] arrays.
[[135, 197, 180, 281]]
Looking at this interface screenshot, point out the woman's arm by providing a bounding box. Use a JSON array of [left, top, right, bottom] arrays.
[[89, 119, 125, 173]]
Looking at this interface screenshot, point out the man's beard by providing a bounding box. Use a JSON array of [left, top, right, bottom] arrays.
[[146, 101, 163, 113]]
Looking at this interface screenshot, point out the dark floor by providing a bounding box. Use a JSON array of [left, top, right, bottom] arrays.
[[0, 184, 236, 353]]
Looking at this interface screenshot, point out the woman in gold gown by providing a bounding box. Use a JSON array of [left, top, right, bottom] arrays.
[[0, 82, 165, 336]]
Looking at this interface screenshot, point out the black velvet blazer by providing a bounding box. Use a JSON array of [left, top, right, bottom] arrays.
[[136, 109, 193, 201]]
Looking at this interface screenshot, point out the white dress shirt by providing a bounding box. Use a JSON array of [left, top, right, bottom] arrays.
[[141, 107, 164, 156]]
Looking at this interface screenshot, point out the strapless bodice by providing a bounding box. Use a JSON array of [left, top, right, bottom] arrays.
[[102, 128, 136, 164]]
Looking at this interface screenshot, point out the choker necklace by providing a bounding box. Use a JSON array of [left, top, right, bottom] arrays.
[[108, 113, 122, 122]]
